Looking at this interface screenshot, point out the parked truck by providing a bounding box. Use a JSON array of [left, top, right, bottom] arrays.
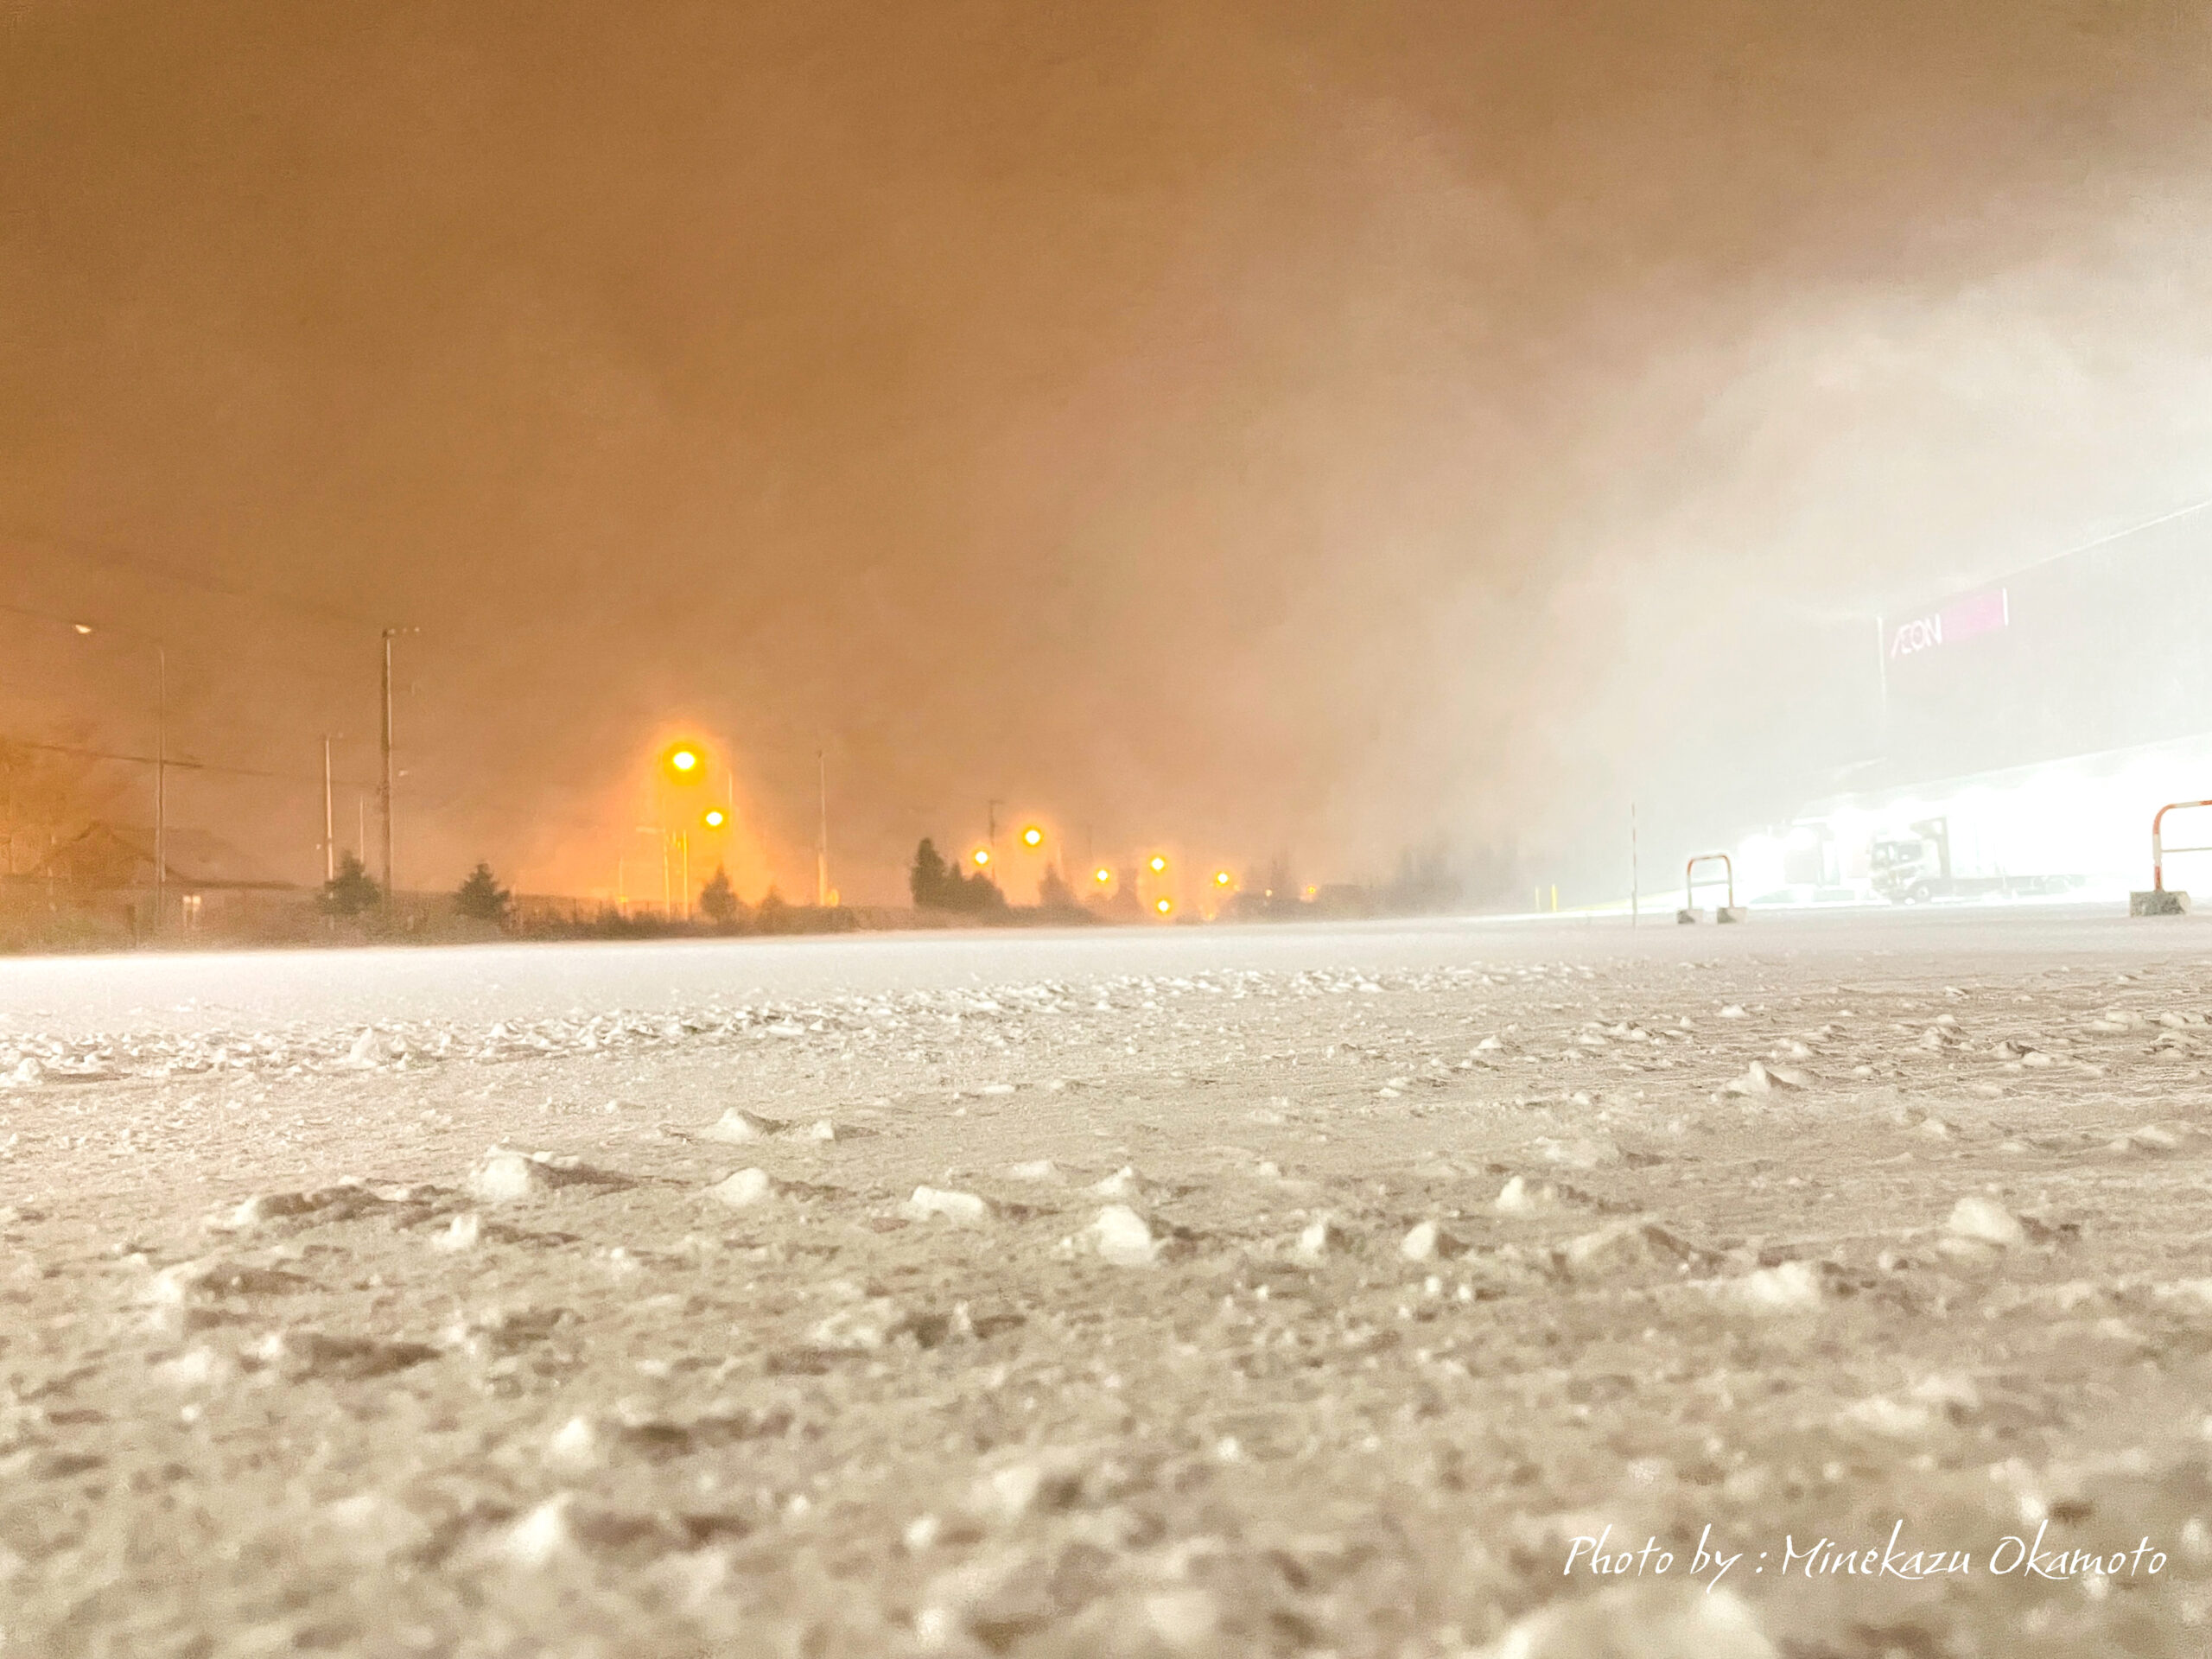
[[1868, 817, 2085, 903]]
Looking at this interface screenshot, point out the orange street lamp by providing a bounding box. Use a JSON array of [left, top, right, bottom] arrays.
[[972, 848, 992, 868], [1020, 825, 1044, 849], [1154, 896, 1173, 915], [702, 808, 727, 830], [1213, 870, 1232, 887], [664, 743, 704, 781], [1148, 854, 1167, 874], [1093, 867, 1112, 885]]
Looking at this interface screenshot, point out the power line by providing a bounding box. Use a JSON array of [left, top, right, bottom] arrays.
[[1880, 491, 2212, 616], [2017, 492, 2212, 575], [2, 735, 375, 789], [0, 524, 380, 630], [0, 591, 379, 690]]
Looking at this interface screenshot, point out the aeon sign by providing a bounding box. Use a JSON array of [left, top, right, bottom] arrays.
[[1887, 587, 2010, 660]]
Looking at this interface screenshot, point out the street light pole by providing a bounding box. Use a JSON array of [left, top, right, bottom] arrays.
[[379, 629, 397, 906], [154, 643, 166, 934], [322, 735, 335, 885], [817, 750, 829, 907], [67, 620, 167, 934]]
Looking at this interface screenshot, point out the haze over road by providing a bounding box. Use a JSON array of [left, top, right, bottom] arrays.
[[0, 906, 2177, 1038]]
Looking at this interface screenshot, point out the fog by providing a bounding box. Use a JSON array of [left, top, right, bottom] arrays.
[[5, 1, 2211, 906]]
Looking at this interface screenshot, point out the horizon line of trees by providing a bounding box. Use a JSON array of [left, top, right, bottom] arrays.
[[908, 837, 1005, 912]]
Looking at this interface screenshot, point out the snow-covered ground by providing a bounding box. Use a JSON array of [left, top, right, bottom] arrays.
[[3, 909, 2209, 1656]]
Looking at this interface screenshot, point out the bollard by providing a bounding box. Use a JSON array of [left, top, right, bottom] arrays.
[[1679, 854, 1742, 925], [2132, 800, 2212, 916]]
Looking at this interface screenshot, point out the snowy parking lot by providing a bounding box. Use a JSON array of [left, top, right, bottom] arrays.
[[3, 909, 2210, 1656]]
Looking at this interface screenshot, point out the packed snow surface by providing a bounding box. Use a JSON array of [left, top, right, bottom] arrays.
[[3, 907, 2211, 1656]]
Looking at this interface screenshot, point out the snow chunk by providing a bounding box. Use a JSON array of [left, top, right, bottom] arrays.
[[1004, 1159, 1064, 1184], [1945, 1196, 2028, 1249], [973, 1454, 1078, 1524], [1495, 1176, 1559, 1217], [1144, 1588, 1222, 1651], [431, 1212, 482, 1252], [469, 1149, 553, 1203], [902, 1186, 992, 1224], [500, 1494, 577, 1568], [1084, 1205, 1159, 1268], [1090, 1165, 1142, 1200], [154, 1344, 237, 1389], [1477, 1583, 1776, 1659], [546, 1415, 600, 1466], [1292, 1215, 1348, 1263], [1533, 1135, 1621, 1169], [810, 1297, 906, 1351], [702, 1108, 785, 1142], [1730, 1259, 1825, 1313], [1400, 1220, 1465, 1262], [1840, 1395, 1938, 1439], [706, 1168, 775, 1210], [1557, 1221, 1710, 1275]]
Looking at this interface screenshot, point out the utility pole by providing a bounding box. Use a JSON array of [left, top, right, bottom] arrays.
[[154, 644, 166, 935], [379, 629, 397, 906], [322, 735, 335, 884], [987, 798, 1001, 881], [816, 750, 830, 907], [1630, 801, 1639, 929]]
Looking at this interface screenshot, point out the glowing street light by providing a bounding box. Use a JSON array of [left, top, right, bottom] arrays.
[[664, 743, 703, 781], [1154, 896, 1173, 915], [1213, 870, 1232, 887], [702, 808, 727, 829], [1020, 825, 1044, 849], [1148, 854, 1167, 874], [1094, 867, 1112, 885], [972, 848, 992, 868]]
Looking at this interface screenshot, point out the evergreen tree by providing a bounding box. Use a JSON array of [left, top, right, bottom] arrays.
[[911, 836, 1005, 913], [1037, 861, 1075, 910], [454, 861, 512, 923], [321, 852, 381, 918], [910, 838, 950, 908], [963, 866, 1006, 911], [699, 862, 739, 925], [756, 883, 789, 931]]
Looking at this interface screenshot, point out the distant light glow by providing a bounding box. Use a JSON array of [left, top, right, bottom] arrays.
[[1020, 826, 1043, 848], [972, 849, 991, 867], [72, 623, 92, 635], [1154, 896, 1173, 914], [702, 808, 726, 828], [1094, 867, 1112, 884], [667, 747, 700, 774], [1149, 855, 1167, 873], [1213, 870, 1230, 887]]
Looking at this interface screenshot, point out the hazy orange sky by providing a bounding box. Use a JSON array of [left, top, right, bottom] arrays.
[[6, 2, 2212, 903]]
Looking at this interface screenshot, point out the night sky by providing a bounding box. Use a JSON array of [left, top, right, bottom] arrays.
[[6, 3, 2210, 903]]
